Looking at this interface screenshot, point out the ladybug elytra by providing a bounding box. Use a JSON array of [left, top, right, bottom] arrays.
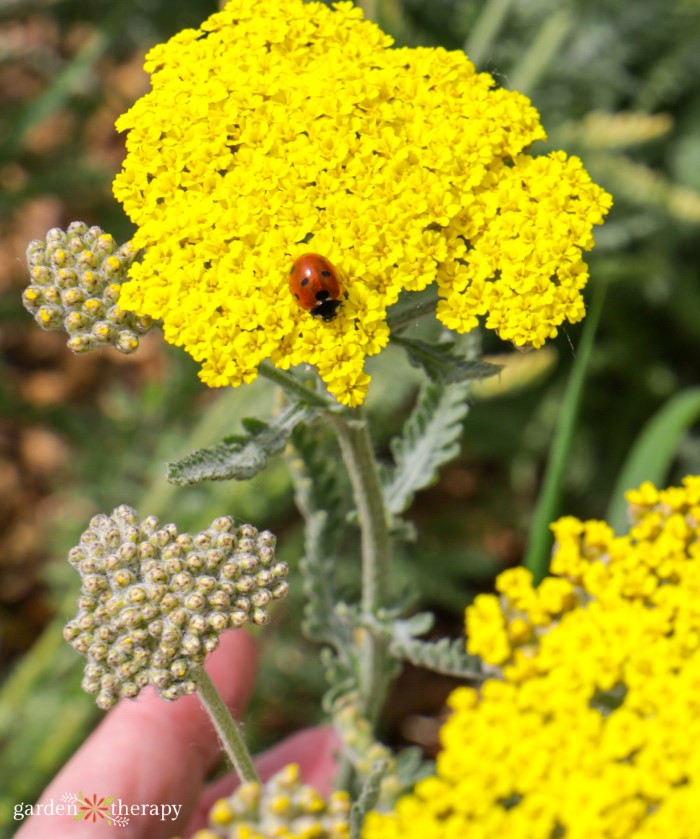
[[289, 253, 344, 322]]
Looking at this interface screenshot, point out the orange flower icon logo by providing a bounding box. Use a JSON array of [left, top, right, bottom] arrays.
[[75, 793, 114, 824]]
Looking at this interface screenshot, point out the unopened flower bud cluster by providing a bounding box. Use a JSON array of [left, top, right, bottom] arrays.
[[333, 694, 401, 805], [64, 505, 287, 710], [23, 222, 153, 354], [188, 764, 350, 839]]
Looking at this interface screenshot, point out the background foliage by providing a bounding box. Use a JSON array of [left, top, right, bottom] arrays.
[[1, 0, 699, 834]]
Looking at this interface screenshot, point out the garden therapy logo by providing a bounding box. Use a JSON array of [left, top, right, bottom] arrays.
[[12, 792, 182, 827], [70, 793, 121, 826]]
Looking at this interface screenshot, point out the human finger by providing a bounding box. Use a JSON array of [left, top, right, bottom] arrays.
[[15, 630, 258, 839]]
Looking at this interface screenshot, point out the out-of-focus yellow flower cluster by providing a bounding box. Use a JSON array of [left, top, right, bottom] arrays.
[[363, 477, 700, 838], [186, 764, 350, 839], [113, 0, 611, 406]]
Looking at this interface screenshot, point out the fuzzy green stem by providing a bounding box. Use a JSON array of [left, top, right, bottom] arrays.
[[327, 410, 392, 725], [194, 668, 259, 784], [260, 361, 335, 408]]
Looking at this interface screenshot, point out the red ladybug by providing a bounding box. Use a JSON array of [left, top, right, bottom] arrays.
[[289, 253, 344, 322]]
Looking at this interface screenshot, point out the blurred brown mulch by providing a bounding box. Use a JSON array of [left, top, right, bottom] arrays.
[[0, 8, 157, 665]]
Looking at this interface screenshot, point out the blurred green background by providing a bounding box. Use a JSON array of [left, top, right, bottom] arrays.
[[1, 0, 699, 833]]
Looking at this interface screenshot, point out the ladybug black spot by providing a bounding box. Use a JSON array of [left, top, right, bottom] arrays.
[[300, 277, 309, 286], [321, 270, 332, 277]]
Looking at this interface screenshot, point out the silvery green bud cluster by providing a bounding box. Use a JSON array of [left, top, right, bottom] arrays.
[[333, 694, 401, 804], [63, 505, 287, 710], [22, 221, 153, 354], [194, 764, 350, 839]]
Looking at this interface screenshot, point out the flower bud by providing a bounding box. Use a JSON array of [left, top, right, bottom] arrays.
[[64, 506, 286, 707], [200, 765, 350, 838], [23, 223, 153, 355]]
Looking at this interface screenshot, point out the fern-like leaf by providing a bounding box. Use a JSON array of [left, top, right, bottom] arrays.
[[384, 379, 471, 516], [289, 424, 347, 555], [167, 402, 317, 486], [392, 334, 501, 384], [391, 635, 485, 680], [287, 425, 349, 643], [350, 760, 390, 839]]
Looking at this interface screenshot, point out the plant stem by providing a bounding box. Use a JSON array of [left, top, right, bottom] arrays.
[[194, 668, 259, 784], [327, 410, 392, 725], [260, 361, 334, 408]]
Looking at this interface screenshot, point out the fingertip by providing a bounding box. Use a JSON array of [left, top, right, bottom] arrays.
[[256, 725, 341, 793], [16, 630, 259, 839]]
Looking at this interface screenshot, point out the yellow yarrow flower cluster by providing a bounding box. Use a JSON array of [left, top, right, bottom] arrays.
[[363, 477, 700, 839], [113, 0, 611, 406], [184, 764, 350, 839]]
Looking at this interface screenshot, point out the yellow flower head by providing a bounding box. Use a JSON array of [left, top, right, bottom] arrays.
[[194, 764, 350, 839], [364, 477, 700, 839], [113, 0, 612, 406]]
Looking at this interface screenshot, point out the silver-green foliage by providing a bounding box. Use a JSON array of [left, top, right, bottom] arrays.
[[383, 379, 472, 516], [167, 403, 317, 485]]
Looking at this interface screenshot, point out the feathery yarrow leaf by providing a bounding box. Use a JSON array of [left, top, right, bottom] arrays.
[[350, 760, 391, 839], [289, 424, 348, 552], [287, 426, 348, 642], [390, 636, 485, 680], [391, 335, 502, 384], [384, 380, 471, 516], [167, 402, 317, 486]]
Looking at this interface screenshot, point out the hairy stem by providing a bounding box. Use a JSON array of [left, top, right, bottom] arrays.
[[194, 668, 259, 784], [260, 361, 334, 408], [328, 410, 392, 725]]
